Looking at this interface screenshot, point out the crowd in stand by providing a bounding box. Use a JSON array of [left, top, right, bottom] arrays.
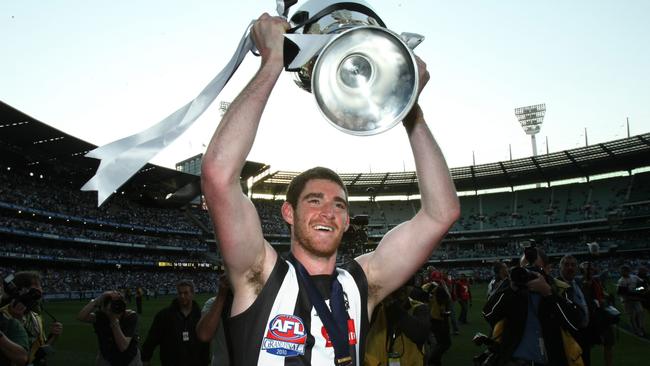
[[1, 215, 207, 250], [0, 169, 199, 232], [0, 265, 218, 294], [1, 241, 207, 264]]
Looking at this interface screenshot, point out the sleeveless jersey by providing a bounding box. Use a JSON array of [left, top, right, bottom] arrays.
[[226, 255, 370, 365]]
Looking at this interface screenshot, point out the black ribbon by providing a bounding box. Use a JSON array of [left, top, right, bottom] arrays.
[[289, 254, 353, 365], [283, 2, 387, 70]]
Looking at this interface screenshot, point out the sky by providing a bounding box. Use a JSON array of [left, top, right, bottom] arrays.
[[1, 0, 649, 175]]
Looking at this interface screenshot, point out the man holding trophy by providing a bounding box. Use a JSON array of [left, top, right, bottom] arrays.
[[201, 1, 460, 364]]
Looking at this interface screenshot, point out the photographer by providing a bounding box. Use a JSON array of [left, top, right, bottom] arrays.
[[0, 310, 29, 366], [558, 255, 590, 364], [365, 286, 430, 366], [422, 270, 452, 366], [0, 271, 62, 365], [482, 248, 582, 366], [77, 291, 141, 366]]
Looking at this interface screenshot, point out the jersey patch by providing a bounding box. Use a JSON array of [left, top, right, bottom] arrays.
[[262, 314, 307, 357]]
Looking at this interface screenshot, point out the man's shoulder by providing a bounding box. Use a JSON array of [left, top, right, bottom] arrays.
[[202, 296, 217, 313], [0, 303, 11, 316]]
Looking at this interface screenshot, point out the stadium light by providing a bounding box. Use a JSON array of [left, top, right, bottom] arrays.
[[515, 103, 546, 157]]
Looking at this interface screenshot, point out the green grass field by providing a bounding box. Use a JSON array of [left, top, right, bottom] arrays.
[[40, 285, 648, 365]]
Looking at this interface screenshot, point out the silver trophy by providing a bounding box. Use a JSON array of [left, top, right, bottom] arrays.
[[284, 0, 423, 136]]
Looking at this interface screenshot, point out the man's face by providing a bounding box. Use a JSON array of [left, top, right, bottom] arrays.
[[284, 179, 349, 258], [561, 258, 578, 281], [621, 268, 630, 278], [176, 285, 194, 307], [498, 264, 508, 280]]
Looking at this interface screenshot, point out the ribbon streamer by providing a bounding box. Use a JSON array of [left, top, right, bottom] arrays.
[[82, 21, 255, 206]]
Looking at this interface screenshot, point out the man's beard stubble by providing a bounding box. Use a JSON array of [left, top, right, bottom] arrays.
[[293, 220, 341, 259]]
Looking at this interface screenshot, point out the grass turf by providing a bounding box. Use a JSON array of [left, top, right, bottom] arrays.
[[39, 285, 647, 365]]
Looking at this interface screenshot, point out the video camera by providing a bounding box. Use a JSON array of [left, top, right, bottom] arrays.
[[472, 332, 499, 366], [2, 273, 42, 311], [110, 298, 127, 314]]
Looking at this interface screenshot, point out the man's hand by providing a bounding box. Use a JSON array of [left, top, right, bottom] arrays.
[[10, 301, 27, 316], [413, 55, 430, 97], [403, 56, 429, 129], [251, 13, 290, 64], [527, 272, 552, 296], [50, 322, 63, 336], [218, 274, 230, 292]]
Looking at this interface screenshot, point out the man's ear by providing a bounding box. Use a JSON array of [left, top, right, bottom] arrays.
[[344, 212, 350, 232], [281, 201, 294, 226]]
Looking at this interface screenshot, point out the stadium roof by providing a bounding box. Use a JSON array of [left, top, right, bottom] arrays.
[[0, 101, 265, 207], [2, 100, 650, 201], [253, 135, 650, 196]]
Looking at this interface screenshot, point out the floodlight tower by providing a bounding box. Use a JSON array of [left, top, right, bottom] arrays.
[[515, 104, 546, 157]]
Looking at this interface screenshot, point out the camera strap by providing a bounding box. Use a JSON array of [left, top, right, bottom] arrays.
[[289, 254, 354, 366]]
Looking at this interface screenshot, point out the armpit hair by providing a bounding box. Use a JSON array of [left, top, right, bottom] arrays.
[[368, 283, 382, 304], [247, 264, 265, 295]]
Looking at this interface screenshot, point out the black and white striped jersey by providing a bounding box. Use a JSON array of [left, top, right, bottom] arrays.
[[226, 255, 370, 365]]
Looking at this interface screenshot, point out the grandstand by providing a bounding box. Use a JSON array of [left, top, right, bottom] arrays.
[[2, 99, 650, 293]]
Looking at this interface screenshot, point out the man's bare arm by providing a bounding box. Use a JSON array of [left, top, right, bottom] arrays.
[[201, 14, 288, 312], [357, 58, 460, 309]]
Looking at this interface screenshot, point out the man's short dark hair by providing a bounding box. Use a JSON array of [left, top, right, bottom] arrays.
[[176, 280, 195, 293], [492, 262, 505, 276], [285, 167, 348, 209], [13, 271, 41, 289], [560, 254, 576, 268], [620, 265, 631, 273]]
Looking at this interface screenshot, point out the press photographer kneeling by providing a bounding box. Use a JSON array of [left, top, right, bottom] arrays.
[[481, 246, 583, 366], [78, 291, 141, 366]]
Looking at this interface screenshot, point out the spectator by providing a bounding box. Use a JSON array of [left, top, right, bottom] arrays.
[[455, 274, 472, 324], [487, 262, 509, 300], [617, 265, 646, 336], [579, 261, 616, 366], [135, 288, 143, 315]]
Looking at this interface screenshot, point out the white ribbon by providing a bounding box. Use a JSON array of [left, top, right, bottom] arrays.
[[82, 21, 256, 206], [82, 1, 415, 206]]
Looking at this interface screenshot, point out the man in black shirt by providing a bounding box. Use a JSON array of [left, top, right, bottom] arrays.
[[141, 280, 208, 366], [77, 291, 141, 366]]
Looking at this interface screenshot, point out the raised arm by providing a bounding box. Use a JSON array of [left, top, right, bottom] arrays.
[[356, 57, 461, 310], [201, 14, 288, 312], [196, 278, 229, 342]]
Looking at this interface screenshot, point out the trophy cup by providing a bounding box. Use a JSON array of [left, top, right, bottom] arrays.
[[284, 0, 423, 136]]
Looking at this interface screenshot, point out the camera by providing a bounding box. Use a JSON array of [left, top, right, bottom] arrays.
[[509, 266, 544, 288], [472, 332, 499, 366], [3, 274, 42, 311], [508, 241, 546, 288], [110, 298, 127, 314]]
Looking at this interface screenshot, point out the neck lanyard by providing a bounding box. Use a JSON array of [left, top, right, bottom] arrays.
[[289, 254, 353, 365]]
